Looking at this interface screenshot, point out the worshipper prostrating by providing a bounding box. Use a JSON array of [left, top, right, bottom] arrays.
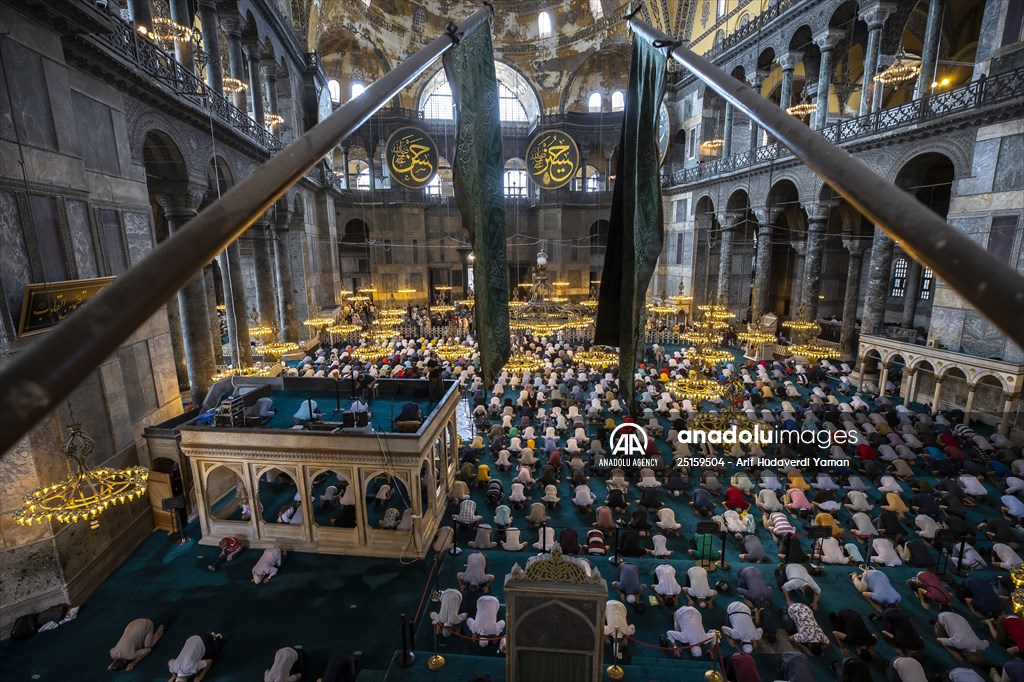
[[167, 632, 222, 682], [108, 618, 165, 671]]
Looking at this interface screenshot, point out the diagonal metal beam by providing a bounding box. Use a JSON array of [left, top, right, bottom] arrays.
[[630, 18, 1024, 350], [0, 8, 492, 456]]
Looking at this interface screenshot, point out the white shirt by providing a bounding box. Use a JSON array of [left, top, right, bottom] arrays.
[[686, 566, 714, 599], [872, 538, 902, 566], [253, 548, 282, 579], [265, 647, 300, 682], [168, 635, 208, 676], [937, 611, 989, 652], [671, 606, 710, 645], [654, 564, 681, 596], [915, 514, 939, 538], [725, 602, 762, 642], [994, 543, 1023, 567], [783, 564, 820, 594]]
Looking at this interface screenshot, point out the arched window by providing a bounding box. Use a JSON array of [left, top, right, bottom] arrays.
[[420, 66, 538, 124], [424, 158, 452, 196], [920, 267, 934, 300], [504, 158, 527, 197], [611, 91, 625, 112], [738, 13, 750, 29], [717, 0, 727, 18], [328, 79, 341, 104], [349, 159, 370, 191], [589, 0, 603, 20], [587, 92, 602, 112], [351, 82, 365, 99], [891, 257, 908, 297], [586, 166, 600, 192], [538, 11, 552, 36], [590, 220, 609, 249]]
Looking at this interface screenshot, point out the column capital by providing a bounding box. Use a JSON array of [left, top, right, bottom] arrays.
[[790, 240, 807, 256], [814, 29, 846, 52], [718, 209, 746, 226], [777, 51, 803, 71], [261, 58, 280, 79], [805, 201, 834, 223], [749, 70, 769, 89], [1004, 392, 1018, 403], [153, 182, 206, 220], [242, 37, 262, 60], [843, 238, 869, 256], [218, 12, 243, 38], [858, 1, 897, 29]]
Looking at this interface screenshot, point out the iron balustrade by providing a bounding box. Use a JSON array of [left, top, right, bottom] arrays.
[[665, 66, 1024, 187], [88, 16, 285, 154]]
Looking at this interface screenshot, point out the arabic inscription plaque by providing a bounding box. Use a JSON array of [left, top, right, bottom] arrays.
[[17, 277, 115, 338], [525, 130, 580, 190], [385, 126, 439, 190]]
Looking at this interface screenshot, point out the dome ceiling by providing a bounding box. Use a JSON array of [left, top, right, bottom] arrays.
[[300, 0, 692, 112]]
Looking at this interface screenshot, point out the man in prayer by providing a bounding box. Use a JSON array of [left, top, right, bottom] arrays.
[[253, 547, 286, 584], [108, 618, 165, 671], [662, 605, 715, 658], [264, 646, 303, 682], [779, 563, 821, 609], [167, 632, 222, 682]]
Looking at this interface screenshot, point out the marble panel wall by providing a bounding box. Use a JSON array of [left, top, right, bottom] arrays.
[[122, 212, 153, 267], [66, 199, 98, 279]]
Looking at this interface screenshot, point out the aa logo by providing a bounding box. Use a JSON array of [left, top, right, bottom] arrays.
[[609, 422, 649, 457]]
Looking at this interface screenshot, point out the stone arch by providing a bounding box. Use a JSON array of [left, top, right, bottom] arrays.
[[888, 145, 968, 184], [561, 44, 630, 113]]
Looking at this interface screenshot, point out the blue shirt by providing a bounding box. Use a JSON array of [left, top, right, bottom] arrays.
[[864, 570, 900, 604]]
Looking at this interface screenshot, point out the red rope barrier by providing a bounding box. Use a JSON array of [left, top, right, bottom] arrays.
[[623, 631, 716, 651], [441, 625, 504, 642], [413, 559, 440, 625]]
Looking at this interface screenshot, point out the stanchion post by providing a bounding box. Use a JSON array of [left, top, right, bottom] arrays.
[[394, 613, 416, 668], [610, 526, 621, 566]]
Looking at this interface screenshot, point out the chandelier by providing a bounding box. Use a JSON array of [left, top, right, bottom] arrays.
[[433, 343, 468, 362], [789, 343, 839, 361], [150, 17, 190, 44], [504, 351, 545, 374], [303, 316, 334, 329], [222, 77, 248, 94], [666, 370, 727, 402], [248, 325, 274, 338], [686, 346, 734, 365], [785, 95, 816, 118], [782, 320, 820, 336], [264, 113, 284, 127], [254, 341, 301, 357], [874, 48, 921, 85], [573, 346, 619, 370], [737, 330, 776, 346], [456, 298, 475, 307], [397, 287, 418, 295], [327, 323, 361, 336], [212, 364, 274, 382], [431, 303, 455, 314], [347, 295, 370, 302], [700, 138, 724, 153], [14, 421, 149, 527], [349, 343, 393, 362]]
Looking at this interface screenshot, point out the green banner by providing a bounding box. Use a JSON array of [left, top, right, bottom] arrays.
[[594, 37, 668, 415], [443, 21, 510, 385]]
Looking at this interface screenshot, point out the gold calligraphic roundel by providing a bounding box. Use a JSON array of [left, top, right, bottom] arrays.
[[385, 126, 439, 189], [525, 129, 580, 190]]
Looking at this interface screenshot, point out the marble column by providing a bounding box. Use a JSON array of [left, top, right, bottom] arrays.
[[165, 295, 190, 391], [168, 0, 195, 73], [857, 356, 868, 390], [716, 213, 738, 308], [813, 30, 844, 131], [751, 221, 773, 320], [221, 16, 247, 111], [789, 239, 807, 316], [252, 220, 279, 329], [692, 217, 712, 307], [197, 0, 223, 92], [964, 385, 977, 420], [155, 191, 215, 404], [858, 2, 896, 117], [245, 42, 265, 125], [901, 259, 922, 329], [722, 103, 734, 157], [749, 71, 767, 150], [861, 225, 894, 334], [204, 264, 221, 362], [906, 368, 919, 402], [879, 362, 890, 395], [127, 0, 153, 33], [798, 205, 830, 322], [341, 147, 351, 190], [219, 239, 252, 367], [840, 239, 868, 359], [931, 378, 943, 411], [263, 61, 280, 119], [915, 0, 948, 100], [273, 212, 299, 342], [999, 393, 1016, 436], [777, 52, 802, 111]]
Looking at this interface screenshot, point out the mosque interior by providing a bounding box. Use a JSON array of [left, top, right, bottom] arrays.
[[1, 0, 1024, 681]]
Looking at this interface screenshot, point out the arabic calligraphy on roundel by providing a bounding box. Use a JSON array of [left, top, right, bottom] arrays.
[[390, 134, 434, 182], [530, 134, 575, 186]]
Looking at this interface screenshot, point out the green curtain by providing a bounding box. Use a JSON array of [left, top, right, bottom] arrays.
[[594, 36, 668, 415], [443, 21, 511, 386]]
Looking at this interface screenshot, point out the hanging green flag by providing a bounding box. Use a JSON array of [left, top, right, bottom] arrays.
[[594, 36, 668, 415], [444, 21, 510, 386]]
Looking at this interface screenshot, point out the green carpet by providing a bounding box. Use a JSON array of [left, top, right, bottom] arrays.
[[1, 348, 1014, 682]]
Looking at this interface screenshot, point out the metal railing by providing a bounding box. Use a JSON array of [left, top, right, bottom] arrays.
[[665, 66, 1024, 187], [631, 18, 1024, 352], [88, 17, 284, 154], [0, 7, 493, 455]]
